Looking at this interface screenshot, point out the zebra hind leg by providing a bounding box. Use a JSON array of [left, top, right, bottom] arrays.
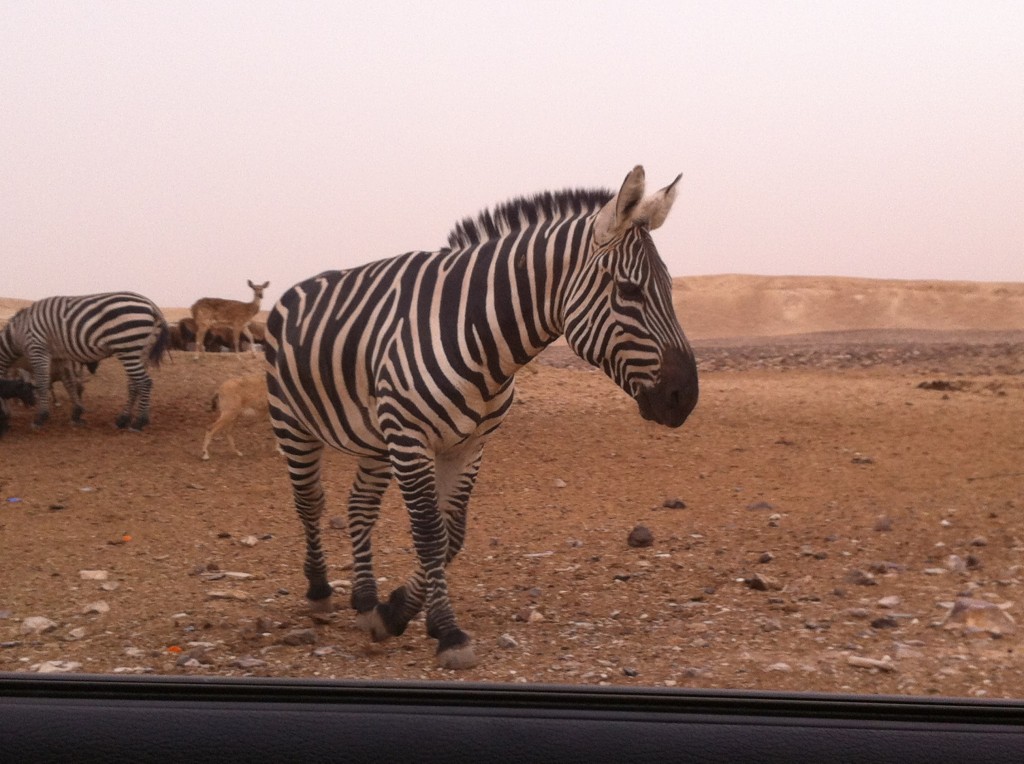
[[283, 441, 334, 608], [346, 458, 404, 641]]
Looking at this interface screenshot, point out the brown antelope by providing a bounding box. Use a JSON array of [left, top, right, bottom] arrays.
[[189, 280, 269, 356], [200, 372, 269, 460]]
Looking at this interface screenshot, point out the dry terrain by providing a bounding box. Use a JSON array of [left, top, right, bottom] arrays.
[[1, 276, 1023, 699]]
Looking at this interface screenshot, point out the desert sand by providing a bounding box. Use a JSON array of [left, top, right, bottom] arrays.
[[1, 275, 1023, 698]]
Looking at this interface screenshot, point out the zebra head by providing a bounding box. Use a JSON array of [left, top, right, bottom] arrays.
[[562, 166, 699, 428]]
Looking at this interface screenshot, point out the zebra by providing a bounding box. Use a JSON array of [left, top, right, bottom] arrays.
[[0, 292, 170, 431], [265, 166, 699, 669]]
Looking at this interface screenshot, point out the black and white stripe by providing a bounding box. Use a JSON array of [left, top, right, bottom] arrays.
[[265, 166, 699, 668], [0, 292, 169, 431]]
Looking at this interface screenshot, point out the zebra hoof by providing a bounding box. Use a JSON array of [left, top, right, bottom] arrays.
[[115, 415, 131, 429], [355, 609, 393, 642], [437, 643, 477, 670], [308, 597, 334, 614]]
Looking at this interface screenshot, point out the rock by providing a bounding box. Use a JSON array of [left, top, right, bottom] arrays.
[[870, 616, 899, 629], [622, 667, 639, 677], [941, 598, 1016, 636], [627, 525, 654, 548], [328, 516, 346, 530], [35, 660, 82, 673], [66, 627, 87, 641], [78, 570, 108, 581], [746, 501, 775, 511], [83, 601, 110, 615], [662, 498, 687, 509], [20, 616, 58, 635], [744, 573, 782, 592], [969, 536, 988, 547], [497, 633, 518, 648], [767, 662, 792, 672], [239, 535, 259, 547], [552, 478, 567, 488], [877, 595, 901, 608], [758, 552, 774, 564], [528, 609, 545, 624], [873, 515, 893, 532], [851, 453, 875, 465]]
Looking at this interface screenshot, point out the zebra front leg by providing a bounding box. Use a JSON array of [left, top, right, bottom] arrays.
[[382, 445, 482, 644], [389, 449, 477, 670]]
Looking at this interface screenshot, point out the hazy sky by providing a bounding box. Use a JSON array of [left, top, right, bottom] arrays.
[[2, 1, 1022, 309]]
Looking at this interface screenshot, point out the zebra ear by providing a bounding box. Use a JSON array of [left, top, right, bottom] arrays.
[[636, 173, 682, 231], [594, 165, 647, 243]]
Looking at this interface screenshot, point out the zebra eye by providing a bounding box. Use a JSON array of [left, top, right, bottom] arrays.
[[616, 280, 644, 301]]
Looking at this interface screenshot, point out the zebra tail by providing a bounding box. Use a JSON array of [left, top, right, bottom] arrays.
[[149, 322, 171, 367]]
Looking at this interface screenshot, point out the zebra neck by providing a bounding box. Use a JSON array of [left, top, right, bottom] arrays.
[[473, 214, 594, 372]]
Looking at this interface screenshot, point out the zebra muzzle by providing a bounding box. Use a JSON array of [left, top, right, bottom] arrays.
[[634, 346, 699, 428]]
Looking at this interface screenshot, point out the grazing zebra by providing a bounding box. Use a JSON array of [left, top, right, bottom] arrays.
[[265, 166, 699, 669], [0, 292, 170, 431]]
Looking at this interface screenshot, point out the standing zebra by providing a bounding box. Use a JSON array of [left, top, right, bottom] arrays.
[[0, 292, 169, 431], [265, 166, 699, 669]]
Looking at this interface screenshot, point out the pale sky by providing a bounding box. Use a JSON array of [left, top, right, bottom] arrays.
[[2, 1, 1022, 309]]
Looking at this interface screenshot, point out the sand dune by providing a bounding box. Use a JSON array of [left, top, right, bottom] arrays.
[[3, 275, 1023, 340]]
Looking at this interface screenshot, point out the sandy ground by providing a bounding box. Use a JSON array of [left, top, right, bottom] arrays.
[[1, 277, 1024, 698]]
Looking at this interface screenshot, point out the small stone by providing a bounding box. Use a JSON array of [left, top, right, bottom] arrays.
[[946, 555, 967, 573], [66, 627, 87, 641], [622, 667, 639, 677], [328, 516, 346, 530], [48, 503, 66, 511], [207, 590, 250, 601], [100, 582, 120, 592], [746, 501, 775, 511], [873, 516, 893, 532], [847, 655, 895, 672], [627, 525, 654, 548], [969, 536, 988, 547], [35, 660, 82, 673], [662, 498, 687, 509], [767, 662, 792, 672], [20, 616, 58, 635], [845, 569, 877, 586], [312, 646, 336, 657], [870, 616, 899, 629], [232, 657, 268, 669], [239, 535, 259, 547], [282, 628, 317, 646], [758, 552, 774, 564], [83, 600, 110, 615], [498, 633, 518, 648], [78, 570, 108, 581], [552, 478, 567, 488], [851, 453, 875, 465], [527, 609, 545, 624], [877, 595, 901, 609]]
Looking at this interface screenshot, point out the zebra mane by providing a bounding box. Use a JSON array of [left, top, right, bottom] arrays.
[[446, 188, 614, 249]]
